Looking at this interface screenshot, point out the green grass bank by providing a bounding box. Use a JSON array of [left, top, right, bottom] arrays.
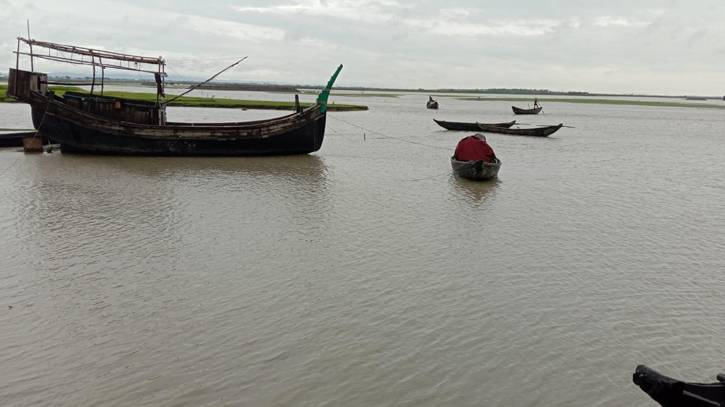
[[0, 85, 368, 111]]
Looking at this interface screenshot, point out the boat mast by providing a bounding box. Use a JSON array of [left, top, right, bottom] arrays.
[[91, 51, 96, 95], [14, 38, 19, 94], [14, 38, 166, 100], [26, 21, 34, 72]]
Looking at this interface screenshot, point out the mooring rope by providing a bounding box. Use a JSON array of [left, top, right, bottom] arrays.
[[328, 115, 458, 182], [325, 123, 358, 142], [0, 97, 53, 178], [402, 169, 452, 182], [329, 115, 451, 151]]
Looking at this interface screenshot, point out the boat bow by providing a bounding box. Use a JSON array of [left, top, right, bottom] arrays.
[[316, 64, 344, 113]]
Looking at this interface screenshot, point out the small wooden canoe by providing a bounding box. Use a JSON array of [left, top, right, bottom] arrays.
[[477, 123, 563, 137], [451, 157, 501, 181], [427, 101, 439, 109], [512, 106, 542, 115], [433, 119, 516, 131]]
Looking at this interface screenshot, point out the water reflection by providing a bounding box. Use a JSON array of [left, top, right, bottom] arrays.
[[449, 176, 501, 204], [6, 154, 332, 277], [44, 153, 330, 180]]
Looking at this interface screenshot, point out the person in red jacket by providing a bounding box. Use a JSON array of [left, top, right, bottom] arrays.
[[454, 133, 497, 162]]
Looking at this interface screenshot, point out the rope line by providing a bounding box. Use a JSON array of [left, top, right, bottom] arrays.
[[403, 169, 452, 182], [0, 97, 53, 178], [166, 66, 189, 82], [166, 56, 247, 63], [326, 123, 357, 142], [329, 115, 450, 151]]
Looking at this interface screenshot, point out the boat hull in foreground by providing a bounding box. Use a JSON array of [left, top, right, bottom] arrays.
[[633, 364, 725, 407]]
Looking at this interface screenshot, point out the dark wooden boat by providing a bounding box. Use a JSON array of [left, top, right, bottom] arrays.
[[451, 157, 501, 181], [427, 100, 439, 109], [477, 123, 563, 137], [512, 106, 542, 115], [433, 119, 516, 131], [7, 38, 342, 156], [633, 365, 725, 407]]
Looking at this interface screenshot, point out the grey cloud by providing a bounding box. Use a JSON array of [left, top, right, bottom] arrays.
[[1, 0, 724, 94]]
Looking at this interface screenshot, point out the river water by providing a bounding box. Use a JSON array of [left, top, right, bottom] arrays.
[[1, 91, 724, 407]]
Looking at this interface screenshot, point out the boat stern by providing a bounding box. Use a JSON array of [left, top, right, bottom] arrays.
[[7, 69, 47, 102]]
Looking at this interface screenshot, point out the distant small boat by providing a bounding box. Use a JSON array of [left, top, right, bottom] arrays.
[[633, 365, 725, 407], [512, 106, 542, 115], [427, 100, 439, 109], [478, 123, 563, 137], [433, 119, 516, 131], [451, 157, 501, 181]]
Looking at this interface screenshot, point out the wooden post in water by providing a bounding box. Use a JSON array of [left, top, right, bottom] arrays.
[[23, 134, 43, 153], [295, 94, 300, 113]]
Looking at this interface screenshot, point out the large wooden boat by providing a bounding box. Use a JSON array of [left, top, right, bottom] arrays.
[[7, 38, 342, 156], [512, 106, 542, 115], [477, 123, 563, 137], [433, 119, 516, 131], [450, 157, 501, 181], [633, 365, 725, 407]]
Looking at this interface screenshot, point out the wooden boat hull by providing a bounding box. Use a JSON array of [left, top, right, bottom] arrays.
[[477, 123, 563, 137], [512, 106, 542, 115], [633, 365, 725, 407], [27, 92, 326, 156], [451, 157, 501, 181], [433, 119, 516, 131], [427, 101, 439, 109]]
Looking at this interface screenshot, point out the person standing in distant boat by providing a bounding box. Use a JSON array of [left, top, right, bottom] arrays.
[[534, 98, 541, 108], [429, 96, 435, 102]]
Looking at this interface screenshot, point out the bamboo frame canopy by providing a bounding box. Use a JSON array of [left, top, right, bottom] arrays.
[[15, 37, 167, 76]]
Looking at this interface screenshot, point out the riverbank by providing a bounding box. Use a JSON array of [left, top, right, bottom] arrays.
[[457, 96, 725, 110], [0, 86, 368, 111]]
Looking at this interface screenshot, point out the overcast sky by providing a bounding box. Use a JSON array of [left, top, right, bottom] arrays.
[[1, 0, 723, 95]]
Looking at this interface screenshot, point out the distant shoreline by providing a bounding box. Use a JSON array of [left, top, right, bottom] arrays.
[[2, 79, 721, 101], [458, 96, 725, 110]]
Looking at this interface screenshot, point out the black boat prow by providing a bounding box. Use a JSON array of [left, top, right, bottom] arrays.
[[633, 365, 725, 407]]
